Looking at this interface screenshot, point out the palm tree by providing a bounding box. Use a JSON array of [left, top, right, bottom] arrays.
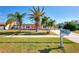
[[41, 16, 50, 26], [6, 18, 16, 30], [47, 19, 55, 33], [41, 16, 55, 33], [28, 6, 45, 32], [8, 12, 26, 31]]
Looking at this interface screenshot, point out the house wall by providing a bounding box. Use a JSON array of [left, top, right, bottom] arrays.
[[12, 24, 48, 30], [0, 26, 5, 30], [21, 25, 36, 30]]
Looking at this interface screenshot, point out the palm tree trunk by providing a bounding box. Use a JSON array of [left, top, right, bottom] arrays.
[[36, 21, 40, 32], [48, 27, 51, 34], [16, 20, 19, 30], [19, 24, 21, 32], [49, 28, 51, 33], [36, 26, 39, 32]]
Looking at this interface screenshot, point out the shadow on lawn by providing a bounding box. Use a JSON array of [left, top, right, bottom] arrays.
[[38, 47, 66, 53], [0, 42, 74, 44], [0, 32, 16, 35], [0, 32, 48, 35], [20, 32, 48, 35], [0, 41, 73, 53]]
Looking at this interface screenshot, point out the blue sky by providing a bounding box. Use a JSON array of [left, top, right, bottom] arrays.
[[0, 6, 79, 24]]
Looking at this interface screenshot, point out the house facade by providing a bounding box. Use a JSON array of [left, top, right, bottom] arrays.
[[0, 23, 5, 30], [0, 22, 48, 30], [12, 24, 48, 30]]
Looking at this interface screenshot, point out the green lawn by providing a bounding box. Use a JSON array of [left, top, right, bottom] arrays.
[[74, 30, 79, 34], [0, 30, 57, 35], [0, 37, 78, 53]]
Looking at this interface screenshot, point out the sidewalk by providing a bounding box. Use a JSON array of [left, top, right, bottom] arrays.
[[5, 35, 59, 38], [65, 32, 79, 43]]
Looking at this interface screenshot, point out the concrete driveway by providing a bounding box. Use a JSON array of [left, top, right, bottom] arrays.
[[52, 30, 79, 43]]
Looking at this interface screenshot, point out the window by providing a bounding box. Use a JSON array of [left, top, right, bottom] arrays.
[[26, 26, 30, 28], [43, 26, 47, 28]]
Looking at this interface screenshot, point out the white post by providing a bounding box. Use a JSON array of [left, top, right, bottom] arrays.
[[60, 29, 64, 48]]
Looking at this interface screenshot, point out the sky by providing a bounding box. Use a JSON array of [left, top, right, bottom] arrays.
[[0, 6, 79, 24]]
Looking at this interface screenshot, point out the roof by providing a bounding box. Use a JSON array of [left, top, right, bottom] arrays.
[[0, 23, 5, 26], [22, 24, 35, 26]]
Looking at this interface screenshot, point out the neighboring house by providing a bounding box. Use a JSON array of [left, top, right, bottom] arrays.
[[13, 24, 36, 30], [13, 24, 48, 30], [0, 22, 48, 30], [0, 23, 5, 30]]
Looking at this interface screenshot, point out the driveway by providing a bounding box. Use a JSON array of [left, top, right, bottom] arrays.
[[52, 30, 79, 43]]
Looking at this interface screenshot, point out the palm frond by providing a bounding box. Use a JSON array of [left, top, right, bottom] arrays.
[[29, 9, 35, 14], [22, 13, 26, 16], [37, 6, 40, 12], [41, 12, 45, 16], [33, 6, 37, 12], [6, 18, 16, 25], [41, 16, 49, 26], [28, 6, 45, 29], [15, 12, 20, 15], [41, 7, 44, 12], [21, 13, 26, 18], [7, 13, 16, 18], [7, 12, 26, 29], [27, 14, 34, 16]]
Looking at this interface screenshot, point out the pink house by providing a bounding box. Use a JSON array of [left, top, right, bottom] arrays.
[[13, 24, 48, 30], [0, 22, 48, 30]]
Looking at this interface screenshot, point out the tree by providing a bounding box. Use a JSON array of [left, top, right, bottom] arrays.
[[41, 16, 50, 26], [63, 22, 77, 31], [8, 12, 26, 31], [71, 20, 79, 29], [6, 18, 16, 30], [47, 19, 55, 33], [41, 16, 55, 33], [28, 6, 45, 32]]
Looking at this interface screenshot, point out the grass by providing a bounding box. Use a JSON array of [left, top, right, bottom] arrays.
[[0, 30, 57, 35], [0, 37, 78, 53], [74, 30, 79, 34]]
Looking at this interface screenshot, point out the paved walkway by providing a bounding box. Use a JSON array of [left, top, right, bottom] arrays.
[[52, 30, 79, 43], [5, 35, 59, 38]]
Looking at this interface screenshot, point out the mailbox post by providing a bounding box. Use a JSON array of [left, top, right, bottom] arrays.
[[59, 24, 71, 48], [60, 28, 64, 48], [59, 25, 64, 48]]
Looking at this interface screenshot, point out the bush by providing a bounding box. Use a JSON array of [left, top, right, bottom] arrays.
[[76, 24, 79, 30], [63, 22, 77, 31]]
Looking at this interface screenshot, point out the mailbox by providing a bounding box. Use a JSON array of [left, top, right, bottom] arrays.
[[61, 29, 71, 35], [60, 29, 71, 48]]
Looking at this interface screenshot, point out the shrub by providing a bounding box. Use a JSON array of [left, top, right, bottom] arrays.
[[76, 24, 79, 30], [63, 22, 77, 31]]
